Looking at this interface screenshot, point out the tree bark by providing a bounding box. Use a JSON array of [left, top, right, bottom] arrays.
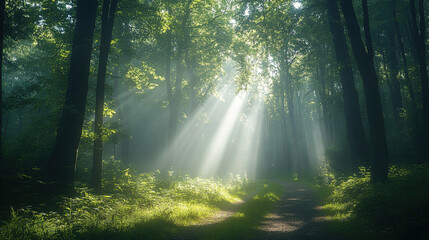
[[165, 26, 174, 142], [281, 40, 299, 173], [185, 57, 198, 113], [167, 0, 192, 141], [0, 0, 5, 162], [340, 0, 389, 182], [393, 0, 418, 129], [385, 27, 403, 126], [317, 64, 330, 145], [91, 0, 119, 192], [278, 71, 291, 173], [410, 0, 429, 161], [47, 0, 98, 185], [326, 0, 368, 169]]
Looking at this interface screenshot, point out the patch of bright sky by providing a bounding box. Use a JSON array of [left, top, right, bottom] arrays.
[[293, 1, 302, 9], [229, 19, 237, 28], [244, 8, 250, 16]]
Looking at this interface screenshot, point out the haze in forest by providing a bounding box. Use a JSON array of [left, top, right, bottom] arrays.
[[0, 0, 428, 239]]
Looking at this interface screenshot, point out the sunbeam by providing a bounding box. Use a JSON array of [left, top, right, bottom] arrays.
[[199, 93, 247, 176]]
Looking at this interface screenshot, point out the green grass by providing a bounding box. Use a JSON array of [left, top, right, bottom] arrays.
[[313, 164, 429, 240], [0, 165, 251, 240], [0, 161, 285, 240]]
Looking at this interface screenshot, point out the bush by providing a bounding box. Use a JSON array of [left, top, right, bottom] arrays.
[[0, 167, 249, 240], [321, 164, 429, 240]]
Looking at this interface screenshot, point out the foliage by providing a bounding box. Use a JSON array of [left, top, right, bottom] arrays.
[[318, 164, 429, 240], [0, 166, 249, 240]]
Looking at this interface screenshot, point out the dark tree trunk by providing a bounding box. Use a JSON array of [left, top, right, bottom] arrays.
[[47, 0, 98, 185], [340, 0, 389, 182], [385, 28, 403, 126], [326, 0, 368, 169], [91, 0, 119, 192], [410, 0, 429, 161], [393, 0, 418, 129], [0, 0, 5, 162]]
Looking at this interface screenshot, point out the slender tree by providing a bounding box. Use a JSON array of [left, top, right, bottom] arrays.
[[326, 0, 368, 170], [385, 27, 403, 126], [0, 0, 5, 162], [92, 0, 119, 192], [167, 0, 192, 140], [340, 0, 389, 182], [392, 0, 418, 129], [47, 0, 98, 185], [409, 0, 429, 161]]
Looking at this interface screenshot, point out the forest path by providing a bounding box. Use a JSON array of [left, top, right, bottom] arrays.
[[254, 181, 343, 240], [172, 181, 343, 240]]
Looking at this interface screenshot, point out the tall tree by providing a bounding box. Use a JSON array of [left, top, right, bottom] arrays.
[[340, 0, 389, 182], [166, 0, 192, 141], [326, 0, 368, 170], [409, 0, 429, 161], [92, 0, 119, 192], [47, 0, 98, 185], [0, 0, 5, 162], [385, 27, 403, 126], [392, 0, 417, 129]]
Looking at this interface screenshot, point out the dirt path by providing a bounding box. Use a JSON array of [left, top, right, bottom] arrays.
[[172, 181, 343, 239], [254, 182, 343, 240]]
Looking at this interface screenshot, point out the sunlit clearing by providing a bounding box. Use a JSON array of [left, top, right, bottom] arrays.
[[293, 1, 302, 9]]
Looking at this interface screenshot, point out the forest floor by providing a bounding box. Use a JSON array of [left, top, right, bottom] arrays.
[[253, 182, 343, 240], [171, 181, 343, 240]]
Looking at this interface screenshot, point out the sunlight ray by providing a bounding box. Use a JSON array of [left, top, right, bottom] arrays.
[[199, 93, 248, 176]]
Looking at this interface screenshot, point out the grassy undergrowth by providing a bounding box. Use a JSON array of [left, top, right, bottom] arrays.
[[314, 164, 429, 240], [0, 163, 252, 240]]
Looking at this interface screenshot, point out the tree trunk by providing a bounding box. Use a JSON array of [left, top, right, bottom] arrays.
[[326, 0, 368, 170], [47, 0, 98, 185], [113, 75, 130, 166], [167, 0, 192, 141], [0, 0, 5, 162], [165, 27, 174, 142], [385, 28, 403, 126], [410, 0, 429, 161], [278, 75, 291, 173], [340, 0, 389, 182], [280, 42, 296, 174], [185, 58, 198, 113], [281, 41, 299, 174], [296, 91, 310, 176], [317, 64, 330, 145], [393, 0, 418, 129], [91, 0, 119, 192]]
